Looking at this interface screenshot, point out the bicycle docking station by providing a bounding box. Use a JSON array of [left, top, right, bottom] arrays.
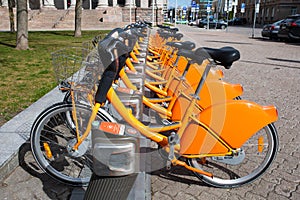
[[85, 120, 151, 200], [84, 27, 151, 200], [83, 121, 140, 200]]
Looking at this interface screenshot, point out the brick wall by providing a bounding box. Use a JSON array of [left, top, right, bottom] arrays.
[[121, 7, 163, 24]]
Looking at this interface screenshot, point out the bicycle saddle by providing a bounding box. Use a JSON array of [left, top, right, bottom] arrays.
[[196, 47, 240, 69], [157, 24, 178, 32], [166, 41, 196, 50], [177, 49, 206, 65], [159, 32, 183, 40]]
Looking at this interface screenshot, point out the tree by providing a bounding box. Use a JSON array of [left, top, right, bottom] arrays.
[[74, 0, 82, 37], [8, 0, 15, 32], [16, 0, 29, 50]]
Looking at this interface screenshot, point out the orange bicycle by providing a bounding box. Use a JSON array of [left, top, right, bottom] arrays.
[[30, 25, 278, 188]]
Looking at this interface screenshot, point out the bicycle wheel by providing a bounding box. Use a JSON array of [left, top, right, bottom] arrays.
[[30, 102, 114, 186], [187, 123, 278, 188]]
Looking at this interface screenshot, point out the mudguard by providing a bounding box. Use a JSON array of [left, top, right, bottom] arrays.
[[180, 100, 278, 155], [171, 80, 243, 121], [185, 62, 223, 82], [197, 80, 243, 109]]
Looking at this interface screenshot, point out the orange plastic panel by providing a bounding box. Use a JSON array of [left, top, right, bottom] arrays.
[[198, 100, 278, 149], [180, 122, 229, 155], [197, 80, 243, 109], [171, 93, 200, 121]]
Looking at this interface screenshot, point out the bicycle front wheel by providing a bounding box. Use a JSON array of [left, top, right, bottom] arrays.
[[187, 123, 278, 188], [30, 102, 114, 186]]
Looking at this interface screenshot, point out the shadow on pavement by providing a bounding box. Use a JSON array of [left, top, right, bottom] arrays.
[[254, 37, 300, 46], [18, 142, 81, 200], [150, 165, 208, 187]]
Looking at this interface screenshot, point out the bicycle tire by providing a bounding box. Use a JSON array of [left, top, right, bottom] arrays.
[[30, 102, 114, 186], [187, 123, 278, 188]]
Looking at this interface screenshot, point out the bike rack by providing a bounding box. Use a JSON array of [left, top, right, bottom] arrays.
[[84, 27, 151, 200]]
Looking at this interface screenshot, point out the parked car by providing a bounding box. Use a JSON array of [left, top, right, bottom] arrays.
[[198, 18, 227, 29], [228, 18, 247, 25], [176, 20, 188, 24], [261, 19, 284, 39], [277, 14, 300, 41], [188, 19, 200, 26]]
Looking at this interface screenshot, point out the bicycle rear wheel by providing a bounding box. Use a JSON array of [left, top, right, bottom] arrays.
[[30, 102, 114, 186], [187, 123, 278, 188]]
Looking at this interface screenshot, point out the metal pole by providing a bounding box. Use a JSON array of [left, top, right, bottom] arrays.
[[175, 0, 177, 26], [252, 1, 257, 38], [64, 0, 67, 9], [207, 0, 210, 29], [130, 0, 132, 24], [152, 0, 155, 26], [226, 11, 229, 32]]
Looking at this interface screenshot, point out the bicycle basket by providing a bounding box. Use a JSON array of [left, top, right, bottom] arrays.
[[82, 34, 103, 51], [52, 47, 105, 103]]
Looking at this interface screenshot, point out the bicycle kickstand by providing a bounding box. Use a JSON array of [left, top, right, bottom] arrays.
[[166, 132, 180, 170]]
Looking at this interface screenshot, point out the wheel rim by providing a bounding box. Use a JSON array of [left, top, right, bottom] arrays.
[[31, 103, 112, 185], [188, 124, 278, 188]]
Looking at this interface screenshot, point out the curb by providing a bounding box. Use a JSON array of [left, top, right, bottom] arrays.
[[0, 87, 64, 181]]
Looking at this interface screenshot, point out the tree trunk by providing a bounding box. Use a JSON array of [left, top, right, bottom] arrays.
[[74, 0, 82, 37], [8, 0, 15, 32], [16, 0, 29, 50]]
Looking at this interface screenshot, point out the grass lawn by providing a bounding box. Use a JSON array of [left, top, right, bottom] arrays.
[[0, 30, 110, 126]]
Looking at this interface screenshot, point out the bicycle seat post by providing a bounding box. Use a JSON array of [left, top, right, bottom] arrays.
[[180, 59, 192, 80], [193, 63, 213, 100]]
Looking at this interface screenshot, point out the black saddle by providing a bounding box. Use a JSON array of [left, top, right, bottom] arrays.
[[166, 41, 196, 51], [196, 46, 240, 69]]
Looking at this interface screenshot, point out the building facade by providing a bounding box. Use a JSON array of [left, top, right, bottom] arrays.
[[235, 0, 300, 24], [186, 0, 299, 24], [0, 0, 168, 25], [0, 0, 167, 10]]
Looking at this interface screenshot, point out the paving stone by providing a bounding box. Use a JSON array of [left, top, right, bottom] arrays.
[[173, 191, 197, 200], [252, 178, 276, 198], [274, 179, 298, 198], [152, 191, 173, 200], [290, 190, 300, 200], [268, 191, 290, 200]]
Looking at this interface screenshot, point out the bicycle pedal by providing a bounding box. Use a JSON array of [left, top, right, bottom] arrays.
[[161, 119, 176, 126]]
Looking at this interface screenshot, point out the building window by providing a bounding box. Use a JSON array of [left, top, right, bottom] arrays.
[[291, 7, 297, 15]]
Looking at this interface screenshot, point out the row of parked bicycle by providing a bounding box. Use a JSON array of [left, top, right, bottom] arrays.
[[29, 21, 279, 190], [261, 14, 300, 41]]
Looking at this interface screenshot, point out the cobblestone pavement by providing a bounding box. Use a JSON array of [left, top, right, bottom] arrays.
[[0, 25, 299, 200], [151, 25, 300, 200]]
